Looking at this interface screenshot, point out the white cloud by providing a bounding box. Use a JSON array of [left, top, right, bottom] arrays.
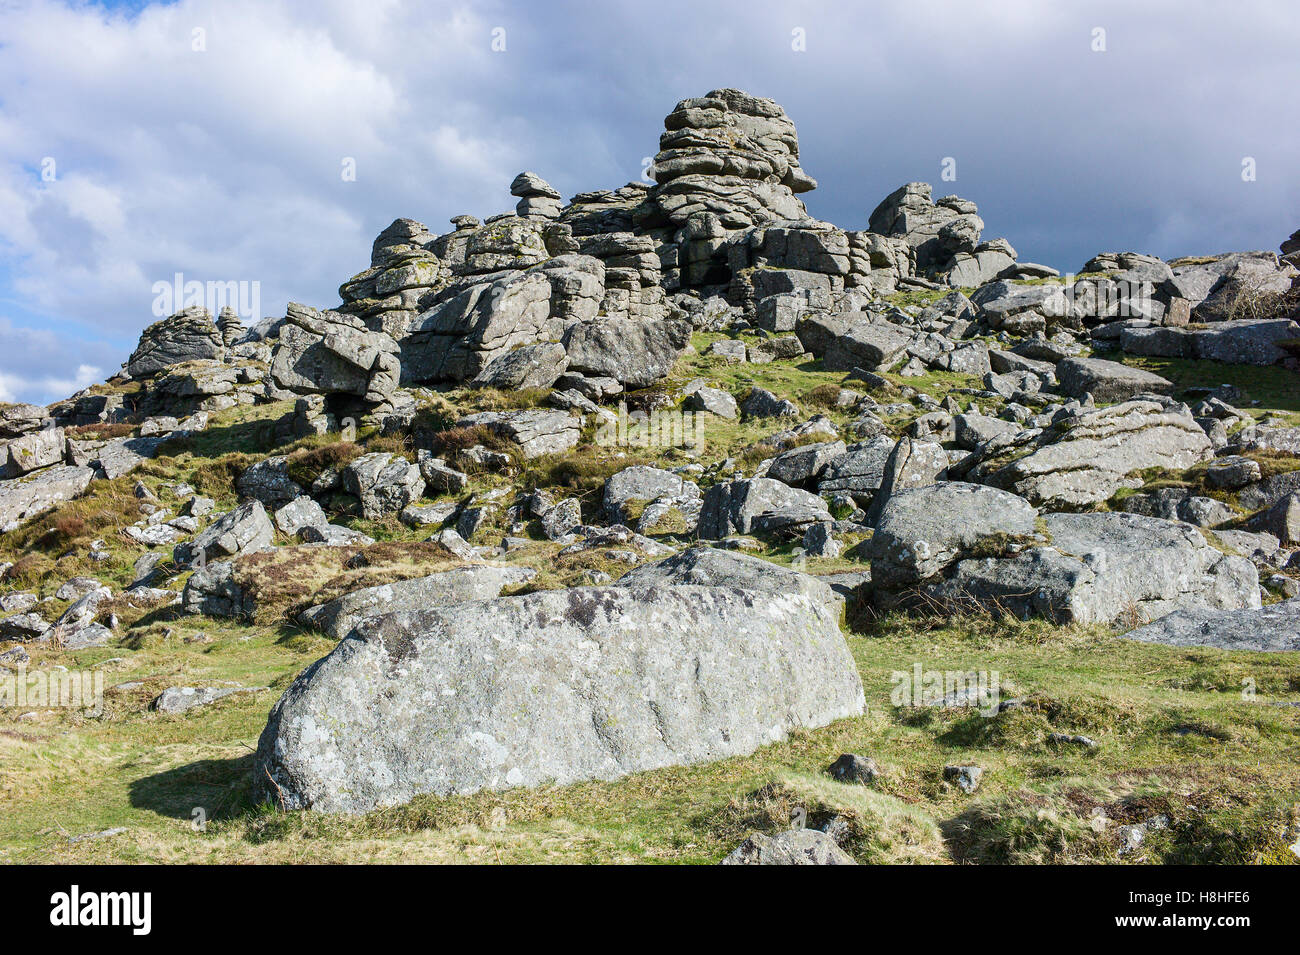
[[0, 0, 1296, 406], [0, 363, 102, 405]]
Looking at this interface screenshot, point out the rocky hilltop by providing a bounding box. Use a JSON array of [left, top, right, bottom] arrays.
[[2, 90, 1299, 862]]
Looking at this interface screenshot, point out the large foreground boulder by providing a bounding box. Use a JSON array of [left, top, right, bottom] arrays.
[[1121, 598, 1300, 652], [254, 585, 864, 812]]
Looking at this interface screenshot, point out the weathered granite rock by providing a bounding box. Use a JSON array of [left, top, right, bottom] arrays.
[[154, 685, 266, 714], [471, 341, 569, 390], [1056, 358, 1172, 402], [342, 453, 425, 521], [561, 316, 690, 389], [823, 320, 913, 373], [921, 512, 1259, 625], [173, 501, 274, 569], [456, 409, 581, 459], [867, 483, 1039, 592], [650, 88, 816, 233], [126, 307, 225, 378], [254, 585, 864, 812], [603, 466, 700, 524], [1245, 492, 1300, 545], [698, 477, 831, 538], [684, 386, 739, 419], [236, 456, 303, 508], [740, 388, 799, 419], [0, 403, 49, 438], [0, 612, 50, 641], [617, 545, 841, 614], [1122, 598, 1300, 652], [400, 258, 602, 383], [1121, 318, 1300, 366], [954, 401, 1213, 507], [270, 303, 401, 406], [0, 465, 95, 533], [273, 497, 329, 537], [864, 437, 949, 524], [720, 829, 856, 865], [816, 435, 896, 502], [0, 427, 65, 478]]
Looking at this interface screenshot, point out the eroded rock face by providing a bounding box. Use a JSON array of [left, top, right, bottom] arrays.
[[270, 303, 401, 407], [650, 88, 816, 232], [868, 182, 1010, 279], [954, 400, 1213, 507], [126, 307, 225, 378], [561, 316, 691, 389], [254, 585, 864, 812], [922, 512, 1259, 625]]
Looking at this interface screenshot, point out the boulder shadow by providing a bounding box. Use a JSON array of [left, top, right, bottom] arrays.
[[128, 753, 257, 822]]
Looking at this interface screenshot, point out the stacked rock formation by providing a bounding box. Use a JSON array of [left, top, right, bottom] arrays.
[[511, 172, 563, 219]]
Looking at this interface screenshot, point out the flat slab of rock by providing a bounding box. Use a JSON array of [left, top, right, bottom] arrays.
[[255, 585, 864, 813], [457, 409, 581, 459], [1057, 357, 1172, 402], [1122, 598, 1300, 652], [299, 564, 539, 639], [153, 685, 266, 713]]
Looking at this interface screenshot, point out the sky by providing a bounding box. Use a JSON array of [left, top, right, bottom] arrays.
[[0, 0, 1297, 404]]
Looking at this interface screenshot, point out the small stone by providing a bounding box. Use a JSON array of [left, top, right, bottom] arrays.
[[828, 753, 878, 785], [943, 764, 984, 793]]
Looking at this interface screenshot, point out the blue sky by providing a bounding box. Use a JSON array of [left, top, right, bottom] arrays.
[[1, 0, 1297, 404]]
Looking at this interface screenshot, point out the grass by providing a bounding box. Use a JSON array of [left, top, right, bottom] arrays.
[[2, 610, 1296, 864], [1120, 355, 1300, 416], [2, 327, 1299, 864]]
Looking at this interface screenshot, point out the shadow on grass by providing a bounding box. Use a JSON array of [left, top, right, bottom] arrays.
[[128, 753, 256, 822]]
